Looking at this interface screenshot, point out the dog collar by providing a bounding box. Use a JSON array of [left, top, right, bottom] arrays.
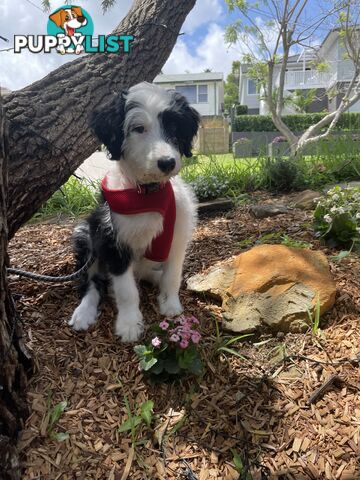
[[101, 175, 176, 262], [137, 182, 163, 194]]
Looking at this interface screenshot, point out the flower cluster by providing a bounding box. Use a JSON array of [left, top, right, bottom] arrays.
[[191, 175, 230, 201], [157, 315, 201, 349], [314, 185, 360, 247], [272, 136, 288, 144], [134, 315, 203, 379]]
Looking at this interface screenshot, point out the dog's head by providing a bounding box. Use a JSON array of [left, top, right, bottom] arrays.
[[49, 6, 87, 34], [90, 82, 201, 184]]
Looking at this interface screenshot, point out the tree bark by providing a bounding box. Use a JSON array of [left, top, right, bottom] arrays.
[[4, 0, 196, 238], [0, 97, 31, 480]]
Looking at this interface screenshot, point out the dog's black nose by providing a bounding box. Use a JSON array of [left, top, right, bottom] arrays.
[[157, 157, 176, 174], [77, 15, 86, 23]]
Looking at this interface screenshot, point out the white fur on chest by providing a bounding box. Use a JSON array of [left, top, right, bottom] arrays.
[[111, 210, 163, 256]]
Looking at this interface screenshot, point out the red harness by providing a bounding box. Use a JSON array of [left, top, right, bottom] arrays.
[[101, 176, 176, 262]]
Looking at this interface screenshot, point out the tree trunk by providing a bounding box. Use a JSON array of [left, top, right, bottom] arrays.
[[4, 0, 196, 238], [0, 98, 31, 480]]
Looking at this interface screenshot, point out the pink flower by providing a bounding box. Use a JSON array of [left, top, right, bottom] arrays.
[[181, 332, 191, 342], [179, 339, 189, 349], [191, 332, 201, 344], [151, 337, 161, 348], [189, 316, 199, 325], [169, 334, 180, 342], [177, 316, 187, 325], [159, 320, 169, 330]]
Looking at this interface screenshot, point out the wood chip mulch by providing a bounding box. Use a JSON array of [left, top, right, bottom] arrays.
[[8, 192, 360, 480]]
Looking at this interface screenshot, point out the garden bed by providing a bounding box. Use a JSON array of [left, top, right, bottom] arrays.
[[9, 192, 360, 479]]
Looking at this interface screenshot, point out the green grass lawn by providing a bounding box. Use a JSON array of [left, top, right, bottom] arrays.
[[181, 150, 360, 201], [32, 148, 360, 221]]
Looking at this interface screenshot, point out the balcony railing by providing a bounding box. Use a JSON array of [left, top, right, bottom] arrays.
[[284, 70, 331, 89]]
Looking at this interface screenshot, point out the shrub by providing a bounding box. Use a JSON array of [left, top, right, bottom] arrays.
[[236, 105, 248, 115], [314, 185, 360, 248], [232, 112, 360, 132], [263, 158, 303, 192], [190, 174, 231, 201]]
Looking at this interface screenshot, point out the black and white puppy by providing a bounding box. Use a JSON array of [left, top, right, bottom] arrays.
[[69, 82, 200, 342]]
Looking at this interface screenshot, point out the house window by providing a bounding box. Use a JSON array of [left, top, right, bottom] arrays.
[[247, 79, 257, 95], [175, 84, 209, 104], [175, 85, 197, 104], [198, 84, 208, 103]]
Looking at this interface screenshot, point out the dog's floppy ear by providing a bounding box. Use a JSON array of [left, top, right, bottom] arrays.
[[90, 92, 127, 160], [169, 92, 201, 158], [49, 9, 65, 28], [72, 6, 83, 17]]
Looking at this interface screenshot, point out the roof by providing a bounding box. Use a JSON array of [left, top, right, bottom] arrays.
[[321, 26, 359, 47], [154, 72, 224, 83]]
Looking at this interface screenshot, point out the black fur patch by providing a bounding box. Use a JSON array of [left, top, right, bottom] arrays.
[[73, 202, 133, 298], [159, 92, 200, 158], [90, 91, 128, 160]]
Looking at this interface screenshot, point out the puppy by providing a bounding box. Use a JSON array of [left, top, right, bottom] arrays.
[[69, 82, 200, 342], [49, 6, 87, 54]]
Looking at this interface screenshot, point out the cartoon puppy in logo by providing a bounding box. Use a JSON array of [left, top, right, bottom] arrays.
[[49, 6, 87, 54]]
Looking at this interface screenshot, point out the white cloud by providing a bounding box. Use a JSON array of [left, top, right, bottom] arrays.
[[183, 0, 224, 34], [164, 23, 243, 77], [0, 51, 69, 91]]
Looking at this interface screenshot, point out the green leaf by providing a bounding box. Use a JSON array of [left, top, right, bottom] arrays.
[[49, 401, 67, 429], [149, 359, 164, 375], [140, 356, 158, 372], [134, 345, 154, 358], [118, 416, 142, 433], [224, 333, 253, 347], [164, 358, 181, 374], [134, 345, 147, 357], [231, 449, 244, 473], [140, 400, 154, 427], [51, 432, 69, 442], [218, 346, 247, 360], [187, 357, 203, 376], [330, 250, 351, 262]]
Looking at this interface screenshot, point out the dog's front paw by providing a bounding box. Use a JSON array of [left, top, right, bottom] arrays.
[[158, 294, 183, 317], [68, 303, 98, 331], [115, 309, 144, 343]]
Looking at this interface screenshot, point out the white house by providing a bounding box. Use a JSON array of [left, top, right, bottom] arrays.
[[0, 87, 11, 96], [153, 72, 224, 117], [238, 28, 360, 115]]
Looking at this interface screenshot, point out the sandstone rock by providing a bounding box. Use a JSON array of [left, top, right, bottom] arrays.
[[187, 245, 336, 333], [291, 190, 321, 210], [250, 204, 289, 219]]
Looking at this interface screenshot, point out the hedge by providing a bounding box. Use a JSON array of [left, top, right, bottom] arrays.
[[232, 112, 360, 132], [235, 105, 248, 115]]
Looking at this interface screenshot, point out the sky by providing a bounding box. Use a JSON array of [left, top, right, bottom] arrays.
[[0, 0, 328, 91]]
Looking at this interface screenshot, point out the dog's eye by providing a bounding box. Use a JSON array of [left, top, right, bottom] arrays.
[[132, 126, 145, 134], [65, 15, 70, 20]]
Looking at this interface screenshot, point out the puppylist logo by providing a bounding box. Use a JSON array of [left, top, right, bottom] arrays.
[[14, 5, 134, 55]]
